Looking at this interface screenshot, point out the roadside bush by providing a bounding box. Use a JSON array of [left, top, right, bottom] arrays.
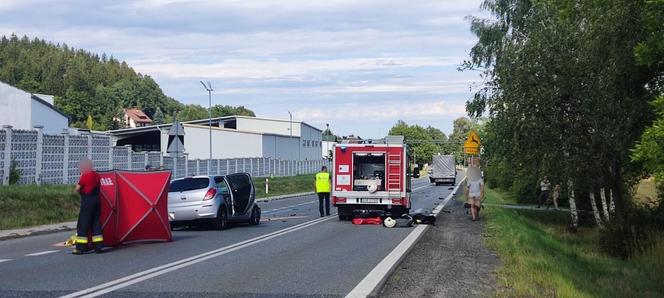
[[599, 200, 664, 258], [484, 158, 513, 190], [8, 159, 20, 184], [509, 171, 538, 204]]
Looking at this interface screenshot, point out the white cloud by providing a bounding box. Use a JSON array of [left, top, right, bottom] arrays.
[[0, 0, 484, 136], [132, 56, 462, 80], [293, 100, 466, 122]]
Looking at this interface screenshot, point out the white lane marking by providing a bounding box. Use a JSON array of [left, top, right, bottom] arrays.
[[25, 250, 60, 257], [262, 201, 316, 214], [0, 259, 12, 263], [61, 215, 336, 298], [345, 177, 466, 298]]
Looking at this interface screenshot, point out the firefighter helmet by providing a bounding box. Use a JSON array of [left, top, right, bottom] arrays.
[[383, 217, 396, 228]]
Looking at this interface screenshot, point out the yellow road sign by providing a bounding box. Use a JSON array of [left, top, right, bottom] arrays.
[[463, 131, 481, 155]]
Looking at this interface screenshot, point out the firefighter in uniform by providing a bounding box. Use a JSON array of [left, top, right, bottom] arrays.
[[314, 166, 332, 217], [73, 158, 104, 255]]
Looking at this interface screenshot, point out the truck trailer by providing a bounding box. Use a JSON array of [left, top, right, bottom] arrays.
[[429, 154, 456, 186], [332, 136, 412, 220]]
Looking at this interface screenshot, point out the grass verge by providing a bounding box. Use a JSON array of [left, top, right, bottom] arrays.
[[0, 184, 79, 230], [483, 187, 664, 297], [0, 175, 316, 230], [253, 175, 314, 199]]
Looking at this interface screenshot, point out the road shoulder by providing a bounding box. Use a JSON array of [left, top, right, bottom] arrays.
[[379, 193, 500, 297]]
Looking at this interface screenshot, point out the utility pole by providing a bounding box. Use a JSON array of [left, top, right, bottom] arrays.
[[200, 81, 213, 174], [288, 111, 293, 138]]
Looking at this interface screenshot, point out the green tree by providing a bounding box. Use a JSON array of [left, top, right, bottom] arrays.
[[152, 107, 165, 124], [464, 0, 659, 250], [633, 96, 664, 191], [389, 120, 440, 165]]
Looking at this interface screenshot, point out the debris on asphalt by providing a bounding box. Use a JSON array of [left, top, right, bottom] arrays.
[[352, 217, 382, 225]]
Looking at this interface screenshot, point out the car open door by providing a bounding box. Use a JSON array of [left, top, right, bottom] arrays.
[[214, 176, 234, 215], [226, 173, 255, 216]]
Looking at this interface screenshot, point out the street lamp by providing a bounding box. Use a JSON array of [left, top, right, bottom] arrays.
[[288, 111, 293, 138], [200, 81, 213, 173]]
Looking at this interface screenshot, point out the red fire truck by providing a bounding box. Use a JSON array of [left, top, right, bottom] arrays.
[[332, 136, 412, 220]]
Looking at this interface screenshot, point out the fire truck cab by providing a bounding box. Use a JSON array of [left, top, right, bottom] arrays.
[[332, 136, 412, 220]]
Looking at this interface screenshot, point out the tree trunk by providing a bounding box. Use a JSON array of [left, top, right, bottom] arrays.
[[609, 188, 616, 214], [600, 187, 610, 221], [568, 180, 578, 232], [610, 160, 626, 223], [589, 192, 603, 228]]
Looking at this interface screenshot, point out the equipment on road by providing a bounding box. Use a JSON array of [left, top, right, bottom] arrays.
[[97, 170, 173, 247], [410, 209, 437, 225], [333, 136, 412, 221], [352, 217, 382, 225], [395, 214, 414, 227], [383, 217, 396, 228], [429, 154, 456, 186]]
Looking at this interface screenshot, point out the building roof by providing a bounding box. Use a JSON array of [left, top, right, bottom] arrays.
[[30, 94, 70, 120], [108, 115, 322, 137], [186, 115, 322, 132], [123, 108, 153, 123]]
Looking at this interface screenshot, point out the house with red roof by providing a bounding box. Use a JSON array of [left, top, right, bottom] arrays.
[[117, 108, 153, 128]]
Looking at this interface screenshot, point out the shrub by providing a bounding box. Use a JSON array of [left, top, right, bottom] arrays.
[[8, 160, 20, 185]]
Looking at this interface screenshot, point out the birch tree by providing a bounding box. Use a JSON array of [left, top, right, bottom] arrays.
[[589, 192, 603, 228], [600, 188, 610, 221], [568, 180, 578, 231], [463, 0, 656, 242]]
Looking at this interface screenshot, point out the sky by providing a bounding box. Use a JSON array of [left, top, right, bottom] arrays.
[[0, 0, 485, 137]]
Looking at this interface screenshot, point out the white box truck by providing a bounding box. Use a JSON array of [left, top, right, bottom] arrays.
[[429, 155, 456, 186]]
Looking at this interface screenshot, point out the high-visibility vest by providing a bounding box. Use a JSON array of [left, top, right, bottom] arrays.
[[315, 172, 331, 193]]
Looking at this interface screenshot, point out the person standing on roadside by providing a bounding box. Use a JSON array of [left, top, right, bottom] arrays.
[[314, 166, 332, 217], [73, 158, 103, 255], [466, 177, 485, 221], [552, 183, 561, 210], [537, 176, 551, 208]]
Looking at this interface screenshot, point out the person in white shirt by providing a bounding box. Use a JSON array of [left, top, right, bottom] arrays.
[[537, 176, 551, 208], [466, 178, 484, 221]]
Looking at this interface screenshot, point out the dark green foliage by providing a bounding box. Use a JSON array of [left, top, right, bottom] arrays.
[[8, 160, 20, 185], [388, 120, 445, 165], [465, 0, 663, 256], [0, 35, 255, 129], [173, 104, 255, 122]]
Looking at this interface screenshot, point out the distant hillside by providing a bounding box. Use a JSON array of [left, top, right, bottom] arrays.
[[0, 34, 254, 130]]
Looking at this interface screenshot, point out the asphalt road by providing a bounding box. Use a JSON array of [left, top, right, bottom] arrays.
[[0, 177, 457, 297]]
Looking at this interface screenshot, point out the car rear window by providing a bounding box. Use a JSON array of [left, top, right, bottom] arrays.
[[169, 178, 210, 192]]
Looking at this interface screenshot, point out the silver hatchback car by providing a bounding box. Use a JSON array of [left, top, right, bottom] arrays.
[[168, 173, 261, 230]]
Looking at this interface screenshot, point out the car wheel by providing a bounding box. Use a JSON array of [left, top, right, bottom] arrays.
[[249, 206, 261, 225], [211, 207, 228, 230]]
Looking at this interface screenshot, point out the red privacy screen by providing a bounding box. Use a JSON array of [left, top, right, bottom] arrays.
[[98, 170, 172, 246]]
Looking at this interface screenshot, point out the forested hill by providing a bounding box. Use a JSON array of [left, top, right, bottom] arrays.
[[0, 34, 255, 130]]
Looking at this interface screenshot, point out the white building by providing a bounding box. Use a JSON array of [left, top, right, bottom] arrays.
[[109, 115, 322, 161], [0, 81, 69, 134]]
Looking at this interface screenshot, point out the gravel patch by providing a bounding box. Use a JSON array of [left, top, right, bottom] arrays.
[[379, 195, 500, 297]]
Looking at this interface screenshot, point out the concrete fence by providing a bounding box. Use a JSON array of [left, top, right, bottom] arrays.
[[0, 125, 329, 185]]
